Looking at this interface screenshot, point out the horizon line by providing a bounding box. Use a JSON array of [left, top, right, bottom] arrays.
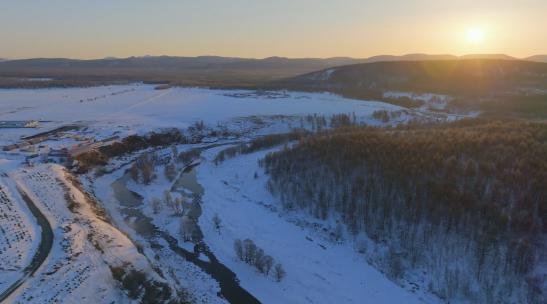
[[1, 52, 545, 61]]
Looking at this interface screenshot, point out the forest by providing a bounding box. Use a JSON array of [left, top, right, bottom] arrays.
[[261, 119, 546, 303]]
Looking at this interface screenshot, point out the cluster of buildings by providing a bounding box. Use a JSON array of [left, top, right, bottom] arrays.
[[20, 136, 119, 167], [2, 122, 119, 168]]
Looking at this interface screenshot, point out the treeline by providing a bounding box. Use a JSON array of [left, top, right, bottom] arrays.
[[74, 129, 187, 173], [100, 129, 189, 158], [372, 110, 404, 123], [233, 239, 286, 282], [261, 120, 546, 303], [213, 112, 375, 165], [75, 122, 222, 173], [214, 131, 305, 164], [129, 152, 161, 185]]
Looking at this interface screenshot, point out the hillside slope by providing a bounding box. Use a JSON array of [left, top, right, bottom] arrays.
[[262, 120, 547, 303], [276, 59, 547, 96]]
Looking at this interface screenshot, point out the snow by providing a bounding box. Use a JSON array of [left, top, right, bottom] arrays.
[[0, 175, 40, 292], [195, 146, 437, 304], [0, 84, 404, 144], [91, 158, 228, 304], [307, 68, 337, 81], [383, 91, 453, 111], [87, 142, 437, 304], [0, 84, 464, 303], [3, 164, 155, 303]]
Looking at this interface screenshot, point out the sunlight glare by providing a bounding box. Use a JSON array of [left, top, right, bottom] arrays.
[[467, 28, 485, 44]]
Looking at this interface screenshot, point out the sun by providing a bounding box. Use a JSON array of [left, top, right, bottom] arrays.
[[466, 28, 485, 44]]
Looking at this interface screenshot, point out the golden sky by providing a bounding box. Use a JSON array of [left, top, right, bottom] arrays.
[[1, 0, 546, 59]]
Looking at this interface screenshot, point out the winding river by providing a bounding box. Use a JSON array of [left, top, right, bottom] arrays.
[[111, 162, 260, 304]]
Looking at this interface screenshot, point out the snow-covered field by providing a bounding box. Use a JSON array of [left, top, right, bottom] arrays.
[[0, 175, 39, 293], [196, 146, 437, 304], [0, 84, 411, 145], [0, 84, 461, 303]]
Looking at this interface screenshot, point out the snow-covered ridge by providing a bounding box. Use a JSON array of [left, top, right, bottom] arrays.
[[305, 68, 337, 81], [3, 164, 160, 303]]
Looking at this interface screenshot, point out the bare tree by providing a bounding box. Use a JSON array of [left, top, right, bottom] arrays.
[[141, 161, 155, 184], [273, 263, 286, 282], [130, 163, 139, 183], [254, 248, 265, 272], [212, 213, 222, 233], [333, 222, 344, 243], [164, 162, 177, 182], [263, 255, 274, 276], [180, 215, 194, 242], [164, 190, 174, 212], [243, 239, 257, 264], [234, 238, 277, 278], [151, 197, 161, 214], [171, 146, 178, 160], [388, 248, 404, 280], [234, 239, 244, 261], [173, 197, 184, 215]]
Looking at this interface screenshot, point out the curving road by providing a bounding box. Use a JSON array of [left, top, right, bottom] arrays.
[[0, 186, 54, 303]]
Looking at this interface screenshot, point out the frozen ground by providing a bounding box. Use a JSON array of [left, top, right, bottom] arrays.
[[0, 84, 462, 147], [91, 158, 229, 304], [196, 146, 439, 304], [0, 84, 463, 303], [1, 164, 159, 304], [93, 142, 441, 304], [0, 174, 39, 293]]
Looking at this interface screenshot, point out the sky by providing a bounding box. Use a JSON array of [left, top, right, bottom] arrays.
[[0, 0, 546, 59]]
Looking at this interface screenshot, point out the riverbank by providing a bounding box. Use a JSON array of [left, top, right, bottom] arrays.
[[196, 145, 439, 304]]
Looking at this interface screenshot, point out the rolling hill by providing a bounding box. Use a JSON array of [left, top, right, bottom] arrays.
[[0, 54, 542, 88], [526, 55, 547, 63], [270, 59, 547, 117], [274, 59, 547, 95]]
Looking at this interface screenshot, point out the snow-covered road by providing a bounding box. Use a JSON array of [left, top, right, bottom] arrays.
[[0, 185, 53, 303]]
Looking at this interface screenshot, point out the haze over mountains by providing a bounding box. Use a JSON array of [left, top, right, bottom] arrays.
[[525, 54, 547, 63], [280, 59, 547, 94], [0, 53, 545, 89], [1, 53, 546, 68]]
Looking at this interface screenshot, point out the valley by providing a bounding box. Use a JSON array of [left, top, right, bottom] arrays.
[[0, 84, 467, 303]]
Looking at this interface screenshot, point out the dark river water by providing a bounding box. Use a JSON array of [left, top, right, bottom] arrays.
[[111, 163, 260, 304]]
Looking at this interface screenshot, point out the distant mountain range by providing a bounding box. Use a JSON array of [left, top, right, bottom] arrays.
[[1, 53, 546, 70], [0, 56, 368, 87], [0, 54, 546, 88], [359, 53, 547, 62], [0, 56, 363, 72]]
